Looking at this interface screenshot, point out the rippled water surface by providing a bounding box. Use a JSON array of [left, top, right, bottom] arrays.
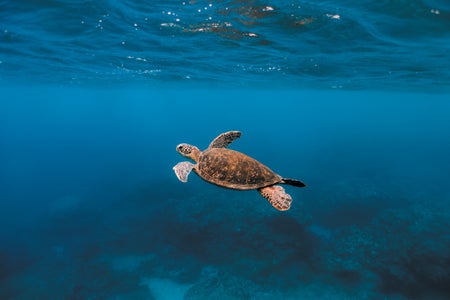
[[1, 0, 450, 89]]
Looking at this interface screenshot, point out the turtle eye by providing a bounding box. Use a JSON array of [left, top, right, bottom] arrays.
[[177, 144, 191, 154]]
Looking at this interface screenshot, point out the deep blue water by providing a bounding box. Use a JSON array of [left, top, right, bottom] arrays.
[[1, 1, 450, 300]]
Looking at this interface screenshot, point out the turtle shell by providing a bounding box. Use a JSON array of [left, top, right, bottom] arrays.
[[195, 148, 282, 190]]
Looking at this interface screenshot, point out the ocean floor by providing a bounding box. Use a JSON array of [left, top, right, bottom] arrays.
[[1, 173, 449, 300]]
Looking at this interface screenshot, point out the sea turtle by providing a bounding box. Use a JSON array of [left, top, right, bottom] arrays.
[[173, 131, 306, 211]]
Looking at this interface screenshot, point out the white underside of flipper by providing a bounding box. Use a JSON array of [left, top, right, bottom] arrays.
[[258, 185, 292, 211], [173, 161, 195, 182]]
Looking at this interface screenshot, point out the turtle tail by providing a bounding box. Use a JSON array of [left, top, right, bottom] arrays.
[[281, 178, 306, 188]]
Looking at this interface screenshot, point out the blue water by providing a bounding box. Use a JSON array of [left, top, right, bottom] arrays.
[[1, 0, 450, 89], [1, 1, 450, 300]]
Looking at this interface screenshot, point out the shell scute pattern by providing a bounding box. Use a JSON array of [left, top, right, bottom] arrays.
[[197, 148, 281, 190]]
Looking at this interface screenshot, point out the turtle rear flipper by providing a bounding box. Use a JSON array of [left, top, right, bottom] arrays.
[[173, 161, 195, 182], [282, 178, 307, 188], [258, 185, 292, 211]]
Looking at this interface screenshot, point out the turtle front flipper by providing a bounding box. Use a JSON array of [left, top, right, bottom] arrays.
[[208, 131, 241, 149], [258, 185, 292, 211], [173, 161, 195, 182]]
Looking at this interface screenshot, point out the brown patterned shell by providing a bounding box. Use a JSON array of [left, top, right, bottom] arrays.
[[195, 148, 282, 190]]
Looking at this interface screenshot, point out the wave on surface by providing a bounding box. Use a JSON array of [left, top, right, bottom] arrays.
[[0, 0, 449, 89]]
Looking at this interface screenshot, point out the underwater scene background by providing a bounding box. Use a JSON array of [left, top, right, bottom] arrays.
[[1, 1, 450, 300]]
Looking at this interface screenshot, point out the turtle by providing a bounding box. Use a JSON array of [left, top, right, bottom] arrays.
[[173, 131, 306, 211]]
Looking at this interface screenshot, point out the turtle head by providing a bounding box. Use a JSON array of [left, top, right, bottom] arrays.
[[176, 143, 200, 162]]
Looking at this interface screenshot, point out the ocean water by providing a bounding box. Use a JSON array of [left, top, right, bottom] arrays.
[[1, 1, 450, 300]]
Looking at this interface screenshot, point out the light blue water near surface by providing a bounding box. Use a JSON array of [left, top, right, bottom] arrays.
[[1, 1, 450, 299]]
